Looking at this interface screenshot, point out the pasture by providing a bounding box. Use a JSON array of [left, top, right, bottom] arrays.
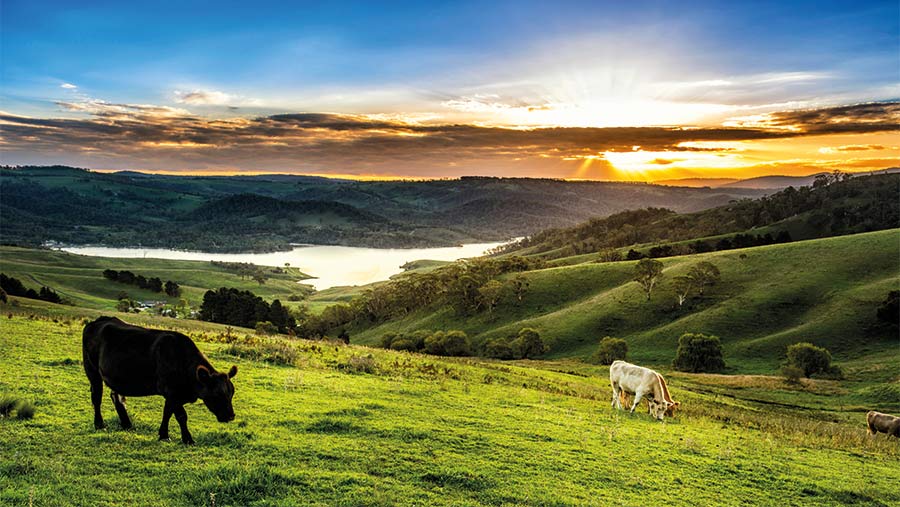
[[1, 308, 897, 506]]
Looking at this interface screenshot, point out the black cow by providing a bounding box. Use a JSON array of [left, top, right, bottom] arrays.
[[82, 317, 237, 444]]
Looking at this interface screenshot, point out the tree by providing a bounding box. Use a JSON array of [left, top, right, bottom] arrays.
[[164, 280, 181, 297], [116, 299, 134, 313], [597, 248, 623, 262], [0, 288, 7, 304], [785, 342, 832, 377], [626, 249, 644, 261], [478, 280, 504, 316], [590, 336, 627, 365], [38, 287, 62, 304], [147, 277, 163, 293], [508, 274, 529, 303], [513, 328, 547, 359], [633, 259, 664, 301], [687, 261, 720, 295], [672, 333, 725, 373], [672, 276, 694, 307]]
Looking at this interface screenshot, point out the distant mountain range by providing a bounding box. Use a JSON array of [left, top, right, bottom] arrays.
[[1, 166, 775, 252], [6, 165, 892, 252], [654, 167, 899, 189]]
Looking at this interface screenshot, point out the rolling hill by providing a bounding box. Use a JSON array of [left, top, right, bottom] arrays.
[[344, 229, 900, 373], [1, 166, 770, 252]]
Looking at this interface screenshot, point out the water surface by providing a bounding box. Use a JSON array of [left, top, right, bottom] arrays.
[[59, 242, 508, 290]]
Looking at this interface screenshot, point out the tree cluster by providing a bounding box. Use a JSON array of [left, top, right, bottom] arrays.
[[0, 273, 62, 304], [482, 328, 548, 360], [379, 330, 472, 356], [102, 269, 180, 297], [672, 262, 721, 307], [199, 287, 294, 333], [496, 173, 899, 262], [301, 256, 541, 337], [210, 261, 271, 285]]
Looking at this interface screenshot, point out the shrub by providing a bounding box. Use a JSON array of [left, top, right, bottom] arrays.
[[222, 340, 297, 366], [785, 342, 832, 378], [672, 333, 725, 373], [590, 336, 628, 365], [343, 355, 376, 374], [255, 321, 278, 335], [483, 339, 515, 360], [15, 401, 35, 420], [512, 328, 547, 359], [389, 339, 417, 352], [444, 331, 472, 356], [380, 333, 398, 349], [780, 365, 804, 385], [423, 332, 446, 355], [0, 395, 18, 417]]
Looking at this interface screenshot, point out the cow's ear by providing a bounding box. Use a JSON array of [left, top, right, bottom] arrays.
[[196, 365, 211, 383], [228, 365, 238, 378]]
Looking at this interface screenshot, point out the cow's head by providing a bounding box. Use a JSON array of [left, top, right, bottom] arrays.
[[196, 365, 237, 422], [649, 400, 678, 420]]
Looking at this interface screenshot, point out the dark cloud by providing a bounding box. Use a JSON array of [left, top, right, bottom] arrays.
[[759, 101, 900, 133], [2, 101, 897, 176]]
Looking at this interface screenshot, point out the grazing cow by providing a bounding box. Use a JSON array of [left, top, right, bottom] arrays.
[[609, 360, 680, 420], [866, 411, 900, 438], [82, 317, 237, 444]]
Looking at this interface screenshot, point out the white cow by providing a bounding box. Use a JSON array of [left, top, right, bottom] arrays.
[[609, 360, 679, 420]]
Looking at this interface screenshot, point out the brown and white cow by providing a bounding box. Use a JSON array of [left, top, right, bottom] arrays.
[[866, 411, 900, 438], [609, 360, 680, 420]]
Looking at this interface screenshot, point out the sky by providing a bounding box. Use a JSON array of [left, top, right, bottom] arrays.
[[1, 0, 898, 181]]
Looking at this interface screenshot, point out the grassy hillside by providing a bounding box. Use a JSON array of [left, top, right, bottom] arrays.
[[1, 307, 897, 506], [495, 173, 900, 261], [348, 230, 900, 373], [0, 247, 310, 310]]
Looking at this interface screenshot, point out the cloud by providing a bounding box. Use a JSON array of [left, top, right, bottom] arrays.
[[818, 144, 889, 154], [2, 100, 897, 177], [173, 88, 260, 107], [60, 83, 78, 89]]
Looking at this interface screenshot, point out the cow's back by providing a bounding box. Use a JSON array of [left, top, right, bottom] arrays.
[[83, 317, 164, 397]]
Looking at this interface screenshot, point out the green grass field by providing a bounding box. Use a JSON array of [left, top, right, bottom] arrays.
[[348, 230, 900, 374], [0, 246, 311, 310], [1, 308, 898, 507]]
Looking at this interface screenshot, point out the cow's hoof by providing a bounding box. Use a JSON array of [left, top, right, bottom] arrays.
[[182, 438, 195, 445], [94, 422, 107, 430], [159, 435, 170, 442]]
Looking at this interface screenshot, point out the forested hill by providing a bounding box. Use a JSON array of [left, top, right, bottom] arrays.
[[495, 172, 900, 260], [1, 166, 769, 252]]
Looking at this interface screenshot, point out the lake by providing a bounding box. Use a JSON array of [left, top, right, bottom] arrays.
[[59, 241, 509, 290]]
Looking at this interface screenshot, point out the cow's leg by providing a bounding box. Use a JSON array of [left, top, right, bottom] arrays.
[[159, 399, 175, 441], [611, 383, 620, 409], [630, 390, 645, 413], [85, 370, 106, 429], [173, 404, 194, 445], [110, 391, 133, 430]]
